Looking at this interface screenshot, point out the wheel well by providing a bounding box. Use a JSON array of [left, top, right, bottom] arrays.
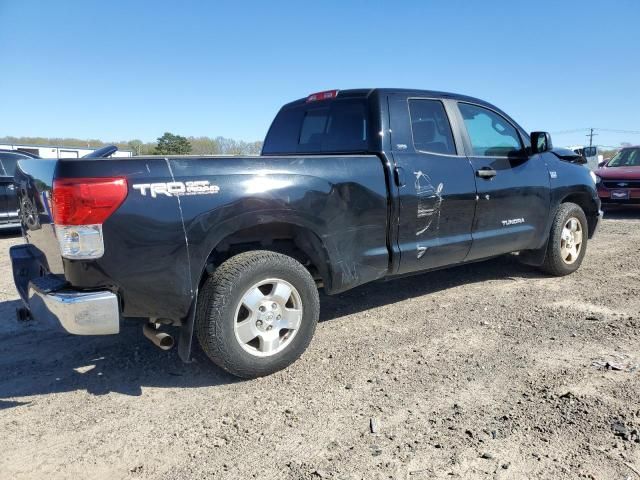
[[202, 223, 330, 289], [561, 192, 599, 235]]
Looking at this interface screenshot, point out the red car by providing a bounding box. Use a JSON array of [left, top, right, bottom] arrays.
[[596, 146, 640, 205]]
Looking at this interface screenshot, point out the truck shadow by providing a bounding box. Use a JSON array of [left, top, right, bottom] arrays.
[[0, 229, 22, 239], [320, 254, 543, 322], [0, 310, 240, 407], [0, 255, 541, 407]]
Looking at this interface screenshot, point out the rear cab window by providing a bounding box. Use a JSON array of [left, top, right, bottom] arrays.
[[263, 96, 371, 155], [408, 99, 457, 155]]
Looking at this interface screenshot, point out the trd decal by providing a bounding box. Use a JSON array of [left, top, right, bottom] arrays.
[[132, 181, 220, 198]]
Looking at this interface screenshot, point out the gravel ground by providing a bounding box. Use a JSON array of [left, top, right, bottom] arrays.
[[1, 210, 639, 480]]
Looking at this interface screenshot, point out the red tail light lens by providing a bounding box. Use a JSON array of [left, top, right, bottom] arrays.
[[306, 89, 339, 102], [52, 177, 128, 225]]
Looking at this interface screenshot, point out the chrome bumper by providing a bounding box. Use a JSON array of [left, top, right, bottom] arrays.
[[0, 221, 21, 230], [28, 284, 120, 335]]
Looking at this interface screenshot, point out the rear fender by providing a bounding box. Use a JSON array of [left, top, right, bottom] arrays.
[[191, 212, 333, 292]]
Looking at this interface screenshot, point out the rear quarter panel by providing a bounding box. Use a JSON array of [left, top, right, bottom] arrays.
[[56, 158, 190, 320], [168, 155, 390, 300]]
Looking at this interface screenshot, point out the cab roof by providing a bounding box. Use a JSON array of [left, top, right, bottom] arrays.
[[284, 88, 496, 109]]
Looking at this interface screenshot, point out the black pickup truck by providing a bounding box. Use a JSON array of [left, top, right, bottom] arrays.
[[10, 88, 602, 378]]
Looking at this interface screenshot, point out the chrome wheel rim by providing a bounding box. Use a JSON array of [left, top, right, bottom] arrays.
[[560, 217, 583, 265], [233, 278, 303, 357]]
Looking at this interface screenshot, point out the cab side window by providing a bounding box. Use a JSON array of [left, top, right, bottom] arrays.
[[458, 103, 522, 157], [408, 99, 457, 155]]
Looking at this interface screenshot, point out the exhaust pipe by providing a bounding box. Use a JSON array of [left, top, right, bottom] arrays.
[[143, 323, 174, 351]]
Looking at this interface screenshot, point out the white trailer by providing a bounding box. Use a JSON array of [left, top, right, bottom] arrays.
[[0, 144, 132, 159]]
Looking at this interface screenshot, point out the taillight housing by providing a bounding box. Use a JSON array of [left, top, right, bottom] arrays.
[[306, 89, 339, 102], [51, 177, 127, 259]]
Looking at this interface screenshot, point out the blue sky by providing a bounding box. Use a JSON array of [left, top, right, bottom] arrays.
[[1, 0, 639, 148]]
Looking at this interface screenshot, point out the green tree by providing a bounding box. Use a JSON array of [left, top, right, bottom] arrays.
[[188, 136, 221, 155], [154, 132, 192, 155], [127, 139, 144, 155]]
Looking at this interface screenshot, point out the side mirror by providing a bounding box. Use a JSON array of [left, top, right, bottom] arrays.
[[531, 132, 553, 154]]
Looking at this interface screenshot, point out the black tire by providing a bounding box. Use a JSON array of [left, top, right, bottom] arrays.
[[196, 250, 319, 378], [541, 202, 588, 276]]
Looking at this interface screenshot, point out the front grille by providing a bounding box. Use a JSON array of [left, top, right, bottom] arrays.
[[602, 180, 640, 189]]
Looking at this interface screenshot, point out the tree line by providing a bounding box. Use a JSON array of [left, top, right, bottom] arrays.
[[0, 133, 263, 156]]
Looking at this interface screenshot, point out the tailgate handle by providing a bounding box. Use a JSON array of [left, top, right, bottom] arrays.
[[476, 167, 497, 179]]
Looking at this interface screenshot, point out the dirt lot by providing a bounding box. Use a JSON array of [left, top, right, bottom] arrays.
[[1, 211, 639, 480]]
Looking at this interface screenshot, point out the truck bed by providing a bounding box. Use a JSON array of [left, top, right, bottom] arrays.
[[14, 154, 391, 322]]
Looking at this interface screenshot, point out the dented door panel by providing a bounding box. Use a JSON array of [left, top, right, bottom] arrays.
[[387, 94, 478, 275]]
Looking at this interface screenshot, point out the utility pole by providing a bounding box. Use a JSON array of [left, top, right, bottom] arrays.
[[586, 128, 598, 148]]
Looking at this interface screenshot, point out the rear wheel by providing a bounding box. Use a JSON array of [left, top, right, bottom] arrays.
[[196, 251, 319, 378], [541, 202, 588, 276]]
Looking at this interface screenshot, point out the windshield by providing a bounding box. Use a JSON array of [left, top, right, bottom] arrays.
[[608, 148, 640, 167]]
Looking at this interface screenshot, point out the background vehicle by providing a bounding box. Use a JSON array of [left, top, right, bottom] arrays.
[[595, 146, 640, 205], [569, 145, 603, 171], [0, 149, 39, 231], [10, 88, 602, 378]]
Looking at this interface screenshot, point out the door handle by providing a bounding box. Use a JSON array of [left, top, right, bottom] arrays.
[[476, 167, 497, 179]]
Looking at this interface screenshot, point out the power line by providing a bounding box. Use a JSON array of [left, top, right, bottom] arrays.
[[595, 128, 640, 135], [551, 128, 590, 135], [552, 127, 640, 135]]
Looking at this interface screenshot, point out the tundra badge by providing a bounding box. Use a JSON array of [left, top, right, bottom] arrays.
[[501, 218, 525, 227]]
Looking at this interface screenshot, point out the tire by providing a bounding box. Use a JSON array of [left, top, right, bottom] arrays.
[[540, 202, 588, 276], [196, 250, 320, 378]]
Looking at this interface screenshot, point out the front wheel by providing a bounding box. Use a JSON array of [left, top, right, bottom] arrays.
[[196, 251, 320, 378], [541, 202, 588, 276]]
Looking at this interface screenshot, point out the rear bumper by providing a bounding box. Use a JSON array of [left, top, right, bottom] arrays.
[[0, 221, 21, 231], [10, 244, 120, 335], [28, 283, 120, 335]]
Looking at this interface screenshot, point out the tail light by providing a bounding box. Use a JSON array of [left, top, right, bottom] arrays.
[[51, 177, 127, 259]]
